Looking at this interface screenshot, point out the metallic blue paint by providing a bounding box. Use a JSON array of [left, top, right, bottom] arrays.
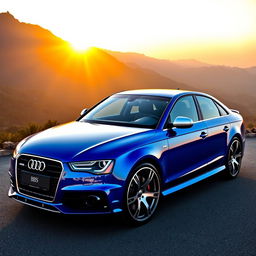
[[8, 89, 245, 215], [162, 165, 226, 196]]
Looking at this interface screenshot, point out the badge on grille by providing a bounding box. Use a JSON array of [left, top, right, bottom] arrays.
[[28, 159, 46, 171]]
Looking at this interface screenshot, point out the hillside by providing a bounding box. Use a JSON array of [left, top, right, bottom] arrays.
[[107, 50, 256, 122], [0, 12, 190, 129]]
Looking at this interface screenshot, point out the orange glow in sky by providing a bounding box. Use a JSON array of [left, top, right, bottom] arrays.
[[1, 0, 256, 67]]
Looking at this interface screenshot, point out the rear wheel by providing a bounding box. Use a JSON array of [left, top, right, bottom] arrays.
[[124, 163, 161, 225], [225, 138, 243, 178]]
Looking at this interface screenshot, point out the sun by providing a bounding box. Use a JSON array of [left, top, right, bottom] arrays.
[[69, 41, 91, 52]]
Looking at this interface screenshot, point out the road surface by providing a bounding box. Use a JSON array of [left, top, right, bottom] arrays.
[[0, 138, 256, 256]]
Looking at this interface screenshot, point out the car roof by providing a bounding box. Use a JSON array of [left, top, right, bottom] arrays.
[[116, 89, 206, 98]]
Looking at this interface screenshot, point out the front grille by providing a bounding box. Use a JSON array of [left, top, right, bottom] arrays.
[[16, 155, 63, 201]]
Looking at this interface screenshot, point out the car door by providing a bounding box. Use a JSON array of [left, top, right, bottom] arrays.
[[195, 95, 230, 165], [165, 95, 209, 183]]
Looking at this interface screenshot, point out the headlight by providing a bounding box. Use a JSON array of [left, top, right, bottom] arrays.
[[69, 160, 114, 174]]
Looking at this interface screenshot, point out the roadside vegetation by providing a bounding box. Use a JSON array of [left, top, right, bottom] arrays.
[[247, 122, 255, 129], [0, 120, 59, 147]]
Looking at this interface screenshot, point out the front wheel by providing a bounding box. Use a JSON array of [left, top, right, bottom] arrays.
[[123, 163, 161, 225], [225, 138, 243, 178]]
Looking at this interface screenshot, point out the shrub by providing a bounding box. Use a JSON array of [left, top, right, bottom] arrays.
[[42, 120, 59, 130], [247, 122, 254, 129], [0, 120, 59, 146], [18, 123, 42, 139]]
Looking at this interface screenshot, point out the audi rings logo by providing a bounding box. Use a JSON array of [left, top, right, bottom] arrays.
[[28, 159, 46, 171]]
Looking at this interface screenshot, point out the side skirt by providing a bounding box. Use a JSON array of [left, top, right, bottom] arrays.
[[162, 165, 226, 196]]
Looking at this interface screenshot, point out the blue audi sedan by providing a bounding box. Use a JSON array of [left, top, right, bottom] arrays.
[[8, 89, 245, 224]]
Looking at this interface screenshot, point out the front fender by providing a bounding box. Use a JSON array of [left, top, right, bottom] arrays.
[[108, 138, 168, 183]]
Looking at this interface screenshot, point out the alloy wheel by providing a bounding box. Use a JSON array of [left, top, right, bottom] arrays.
[[227, 139, 242, 177], [127, 165, 160, 222]]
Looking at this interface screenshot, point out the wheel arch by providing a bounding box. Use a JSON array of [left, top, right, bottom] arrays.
[[122, 155, 162, 224], [228, 120, 245, 155], [131, 155, 164, 184], [229, 133, 244, 153]]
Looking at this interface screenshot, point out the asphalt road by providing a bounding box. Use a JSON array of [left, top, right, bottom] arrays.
[[0, 138, 256, 256]]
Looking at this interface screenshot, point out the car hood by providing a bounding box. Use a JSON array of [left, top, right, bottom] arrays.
[[19, 121, 150, 162]]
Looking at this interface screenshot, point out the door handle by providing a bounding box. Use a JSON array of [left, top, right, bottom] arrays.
[[200, 131, 208, 139], [223, 126, 229, 132]]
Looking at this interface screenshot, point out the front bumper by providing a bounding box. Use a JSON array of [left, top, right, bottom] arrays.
[[8, 156, 124, 214], [8, 186, 123, 214]]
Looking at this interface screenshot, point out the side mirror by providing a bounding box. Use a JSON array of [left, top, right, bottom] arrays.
[[172, 116, 193, 128], [80, 108, 88, 116]]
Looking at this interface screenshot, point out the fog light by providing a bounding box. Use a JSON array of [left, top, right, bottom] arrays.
[[86, 195, 101, 207]]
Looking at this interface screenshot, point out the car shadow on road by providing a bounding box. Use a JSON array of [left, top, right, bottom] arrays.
[[1, 173, 256, 256]]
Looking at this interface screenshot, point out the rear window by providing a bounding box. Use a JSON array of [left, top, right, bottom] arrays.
[[215, 102, 229, 116], [196, 96, 220, 120]]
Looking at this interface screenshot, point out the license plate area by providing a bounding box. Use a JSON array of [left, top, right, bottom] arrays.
[[19, 170, 50, 191]]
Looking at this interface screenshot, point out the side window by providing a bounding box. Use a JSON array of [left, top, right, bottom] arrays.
[[215, 102, 228, 116], [170, 96, 199, 123], [196, 96, 220, 120]]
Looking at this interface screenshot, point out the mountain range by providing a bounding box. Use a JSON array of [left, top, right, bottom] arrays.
[[107, 50, 256, 123], [0, 12, 255, 129]]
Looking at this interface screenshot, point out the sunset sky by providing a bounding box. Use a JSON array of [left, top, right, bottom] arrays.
[[1, 0, 256, 67]]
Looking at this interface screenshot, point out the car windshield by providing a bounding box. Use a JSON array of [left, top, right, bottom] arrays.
[[80, 94, 171, 128]]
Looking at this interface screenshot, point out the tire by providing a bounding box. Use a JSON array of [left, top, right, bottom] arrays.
[[123, 163, 161, 225], [224, 137, 243, 179]]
